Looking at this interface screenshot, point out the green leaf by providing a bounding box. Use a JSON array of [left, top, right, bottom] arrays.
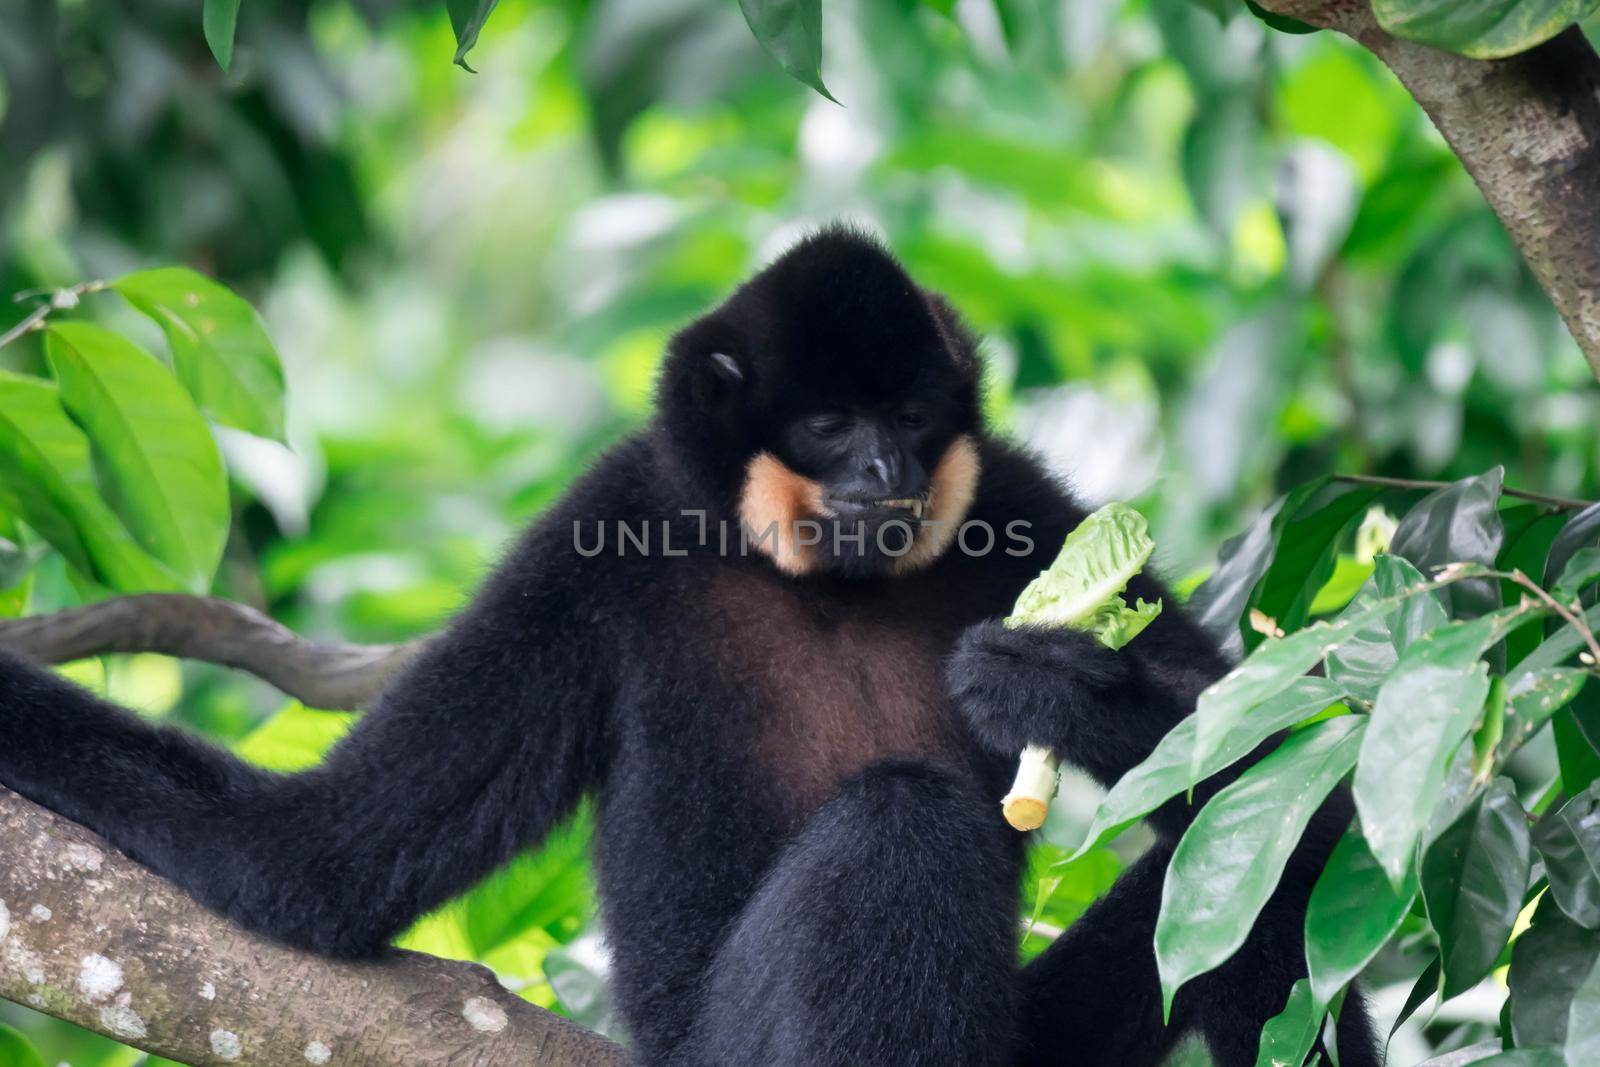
[[1189, 580, 1445, 781], [1554, 547, 1600, 603], [1245, 1, 1317, 33], [1305, 823, 1419, 1011], [1187, 479, 1328, 657], [1006, 503, 1161, 647], [1253, 978, 1320, 1067], [112, 267, 287, 441], [1353, 609, 1524, 884], [45, 323, 229, 593], [203, 0, 241, 71], [738, 0, 837, 102], [1390, 957, 1441, 1040], [1157, 717, 1366, 1015], [1245, 485, 1382, 652], [0, 371, 178, 592], [0, 1025, 47, 1067], [446, 0, 500, 71], [1546, 502, 1600, 598], [1325, 554, 1447, 700], [1421, 777, 1532, 998], [1371, 0, 1600, 59], [1181, 91, 1268, 239], [1532, 780, 1600, 930], [1508, 895, 1600, 1048], [1569, 955, 1600, 1066], [1389, 467, 1505, 619], [1499, 668, 1589, 756], [1069, 676, 1346, 860], [235, 703, 355, 770]]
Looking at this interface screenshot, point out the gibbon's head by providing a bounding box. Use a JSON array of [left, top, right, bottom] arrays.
[[657, 227, 984, 579]]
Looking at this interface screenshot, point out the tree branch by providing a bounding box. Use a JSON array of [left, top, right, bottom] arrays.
[[0, 595, 423, 710], [1261, 1, 1600, 380], [0, 786, 626, 1066]]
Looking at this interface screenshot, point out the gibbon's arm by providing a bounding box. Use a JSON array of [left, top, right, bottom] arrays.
[[0, 521, 614, 957], [949, 575, 1235, 837]]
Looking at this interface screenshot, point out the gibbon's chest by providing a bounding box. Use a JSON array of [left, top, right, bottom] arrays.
[[706, 567, 968, 814]]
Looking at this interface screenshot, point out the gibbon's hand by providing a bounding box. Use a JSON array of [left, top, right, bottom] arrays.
[[945, 619, 1131, 759]]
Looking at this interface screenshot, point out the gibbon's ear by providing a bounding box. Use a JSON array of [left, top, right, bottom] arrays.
[[709, 351, 745, 384]]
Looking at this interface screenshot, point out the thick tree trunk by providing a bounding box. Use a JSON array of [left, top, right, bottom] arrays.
[[0, 787, 626, 1067], [1265, 0, 1600, 379]]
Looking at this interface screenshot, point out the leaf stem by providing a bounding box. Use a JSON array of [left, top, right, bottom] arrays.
[[1501, 567, 1600, 667], [1332, 473, 1592, 511], [0, 281, 109, 351]]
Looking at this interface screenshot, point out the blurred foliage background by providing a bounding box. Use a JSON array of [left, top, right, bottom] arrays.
[[2, 0, 1599, 1063]]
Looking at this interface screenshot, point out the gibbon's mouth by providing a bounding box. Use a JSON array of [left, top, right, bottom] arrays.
[[823, 494, 930, 521]]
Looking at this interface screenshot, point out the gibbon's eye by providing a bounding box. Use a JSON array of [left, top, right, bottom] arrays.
[[898, 407, 931, 430], [807, 413, 852, 438]]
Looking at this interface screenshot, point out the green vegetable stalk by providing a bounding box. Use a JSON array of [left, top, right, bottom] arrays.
[[1000, 502, 1162, 831]]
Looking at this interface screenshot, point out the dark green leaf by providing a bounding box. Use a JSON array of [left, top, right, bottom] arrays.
[[738, 0, 836, 101], [1499, 668, 1589, 756], [1254, 978, 1320, 1067], [1158, 717, 1365, 1014], [1421, 777, 1532, 997], [1508, 895, 1600, 1048], [1187, 479, 1328, 657], [0, 371, 178, 592], [446, 0, 500, 71], [113, 267, 288, 441], [1246, 486, 1382, 652], [1390, 957, 1441, 1039], [0, 1026, 46, 1067], [1554, 547, 1600, 603], [1546, 501, 1600, 598], [203, 0, 241, 71], [1569, 955, 1600, 1065], [1245, 1, 1317, 33], [1390, 467, 1505, 619], [1069, 677, 1345, 860], [1371, 0, 1600, 59], [1354, 608, 1525, 883], [1325, 554, 1446, 700], [1533, 780, 1600, 929], [45, 323, 229, 593], [1305, 823, 1418, 1010]]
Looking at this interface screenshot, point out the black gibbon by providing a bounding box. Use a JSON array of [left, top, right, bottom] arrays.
[[0, 230, 1377, 1066]]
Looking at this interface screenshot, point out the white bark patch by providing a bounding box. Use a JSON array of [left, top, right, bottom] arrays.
[[0, 899, 9, 941], [99, 1004, 147, 1040], [462, 996, 508, 1033], [6, 940, 46, 984], [200, 980, 217, 1001], [29, 904, 51, 922], [210, 1029, 243, 1060], [78, 954, 124, 1002], [304, 1040, 333, 1064], [63, 843, 104, 873]]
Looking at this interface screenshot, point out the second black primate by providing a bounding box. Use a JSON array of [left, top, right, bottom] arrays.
[[0, 230, 1378, 1066]]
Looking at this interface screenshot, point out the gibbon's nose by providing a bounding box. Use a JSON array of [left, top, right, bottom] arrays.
[[868, 453, 900, 489]]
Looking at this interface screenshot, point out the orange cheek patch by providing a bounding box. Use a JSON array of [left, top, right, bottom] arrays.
[[739, 453, 827, 576], [738, 435, 981, 577], [895, 434, 980, 574]]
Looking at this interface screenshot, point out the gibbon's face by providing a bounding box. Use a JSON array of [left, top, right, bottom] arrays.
[[741, 399, 980, 579], [663, 231, 985, 580]]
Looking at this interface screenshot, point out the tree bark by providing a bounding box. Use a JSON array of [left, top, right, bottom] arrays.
[[1263, 1, 1600, 380], [0, 786, 627, 1066]]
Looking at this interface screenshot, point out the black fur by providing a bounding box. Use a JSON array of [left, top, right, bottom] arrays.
[[0, 229, 1377, 1066]]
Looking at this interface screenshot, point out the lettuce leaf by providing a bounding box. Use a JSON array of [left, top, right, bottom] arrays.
[[1005, 502, 1163, 649]]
